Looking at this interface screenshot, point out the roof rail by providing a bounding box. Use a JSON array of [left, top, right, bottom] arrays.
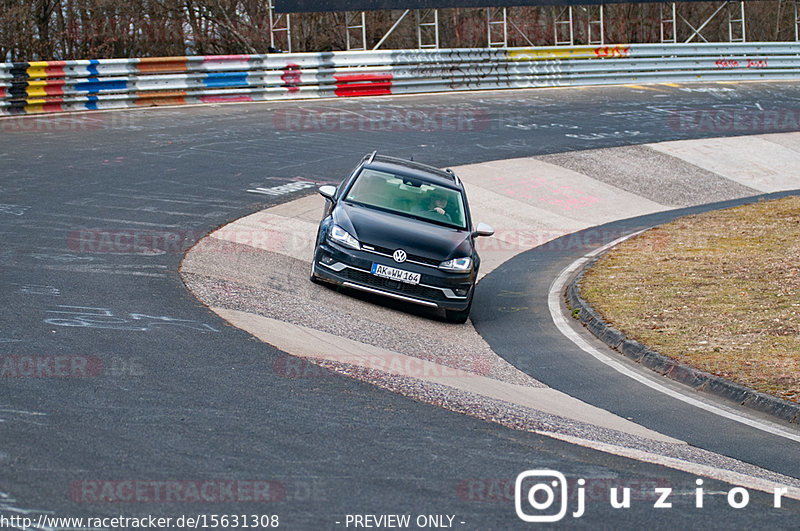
[[445, 168, 460, 185], [368, 150, 377, 163]]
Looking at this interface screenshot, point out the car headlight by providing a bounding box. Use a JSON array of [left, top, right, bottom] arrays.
[[328, 225, 360, 250], [439, 257, 472, 272]]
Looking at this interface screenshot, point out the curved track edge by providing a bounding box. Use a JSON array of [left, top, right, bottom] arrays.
[[566, 230, 800, 425]]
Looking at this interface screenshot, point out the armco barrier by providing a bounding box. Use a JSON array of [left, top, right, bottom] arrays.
[[1, 43, 799, 115]]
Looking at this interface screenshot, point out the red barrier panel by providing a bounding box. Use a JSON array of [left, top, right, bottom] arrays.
[[334, 72, 393, 97], [136, 57, 189, 74]]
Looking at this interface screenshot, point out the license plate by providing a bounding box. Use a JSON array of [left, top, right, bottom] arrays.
[[371, 263, 421, 285]]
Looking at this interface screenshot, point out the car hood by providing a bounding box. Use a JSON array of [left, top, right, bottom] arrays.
[[334, 203, 472, 261]]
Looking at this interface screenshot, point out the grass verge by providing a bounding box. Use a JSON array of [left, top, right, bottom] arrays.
[[580, 195, 800, 403]]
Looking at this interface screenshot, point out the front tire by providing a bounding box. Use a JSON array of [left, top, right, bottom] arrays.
[[310, 258, 322, 284], [445, 298, 472, 324]]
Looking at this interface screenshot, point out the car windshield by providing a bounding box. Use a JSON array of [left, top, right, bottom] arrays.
[[344, 168, 467, 229]]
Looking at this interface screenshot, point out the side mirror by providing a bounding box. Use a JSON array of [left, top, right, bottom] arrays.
[[473, 222, 494, 238], [318, 185, 337, 200]]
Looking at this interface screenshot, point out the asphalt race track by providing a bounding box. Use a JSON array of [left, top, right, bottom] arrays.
[[2, 82, 800, 529], [475, 193, 800, 471]]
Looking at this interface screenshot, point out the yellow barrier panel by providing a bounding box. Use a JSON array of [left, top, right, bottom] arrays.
[[509, 45, 630, 61]]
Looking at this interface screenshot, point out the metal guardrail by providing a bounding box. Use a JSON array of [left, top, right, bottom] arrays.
[[1, 43, 799, 115]]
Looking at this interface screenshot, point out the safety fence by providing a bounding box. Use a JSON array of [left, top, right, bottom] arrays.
[[1, 43, 799, 115]]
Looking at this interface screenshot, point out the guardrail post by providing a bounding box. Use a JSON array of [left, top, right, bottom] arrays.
[[554, 6, 574, 46], [795, 0, 800, 41], [268, 0, 292, 52], [346, 11, 367, 51], [728, 1, 746, 42], [417, 9, 440, 49], [584, 5, 604, 45], [487, 8, 508, 48], [660, 3, 677, 43]]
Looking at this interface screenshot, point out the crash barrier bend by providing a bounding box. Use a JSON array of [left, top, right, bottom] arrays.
[[1, 43, 799, 115]]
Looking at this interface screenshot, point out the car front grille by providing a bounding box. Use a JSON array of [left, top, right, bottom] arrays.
[[338, 267, 449, 301], [361, 242, 441, 268]]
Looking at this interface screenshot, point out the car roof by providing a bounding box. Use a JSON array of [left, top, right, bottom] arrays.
[[363, 154, 461, 189]]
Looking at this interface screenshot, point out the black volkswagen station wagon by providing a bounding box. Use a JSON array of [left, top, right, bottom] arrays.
[[310, 152, 494, 323]]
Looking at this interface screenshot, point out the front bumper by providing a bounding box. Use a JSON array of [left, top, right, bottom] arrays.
[[312, 240, 474, 311]]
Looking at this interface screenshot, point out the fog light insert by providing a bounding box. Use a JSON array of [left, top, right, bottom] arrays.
[[321, 254, 335, 265]]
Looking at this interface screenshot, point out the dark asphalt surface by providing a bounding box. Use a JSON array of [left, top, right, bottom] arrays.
[[473, 193, 800, 477], [2, 83, 800, 528]]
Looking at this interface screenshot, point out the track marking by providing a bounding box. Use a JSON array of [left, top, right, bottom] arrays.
[[246, 180, 319, 196], [548, 230, 800, 444]]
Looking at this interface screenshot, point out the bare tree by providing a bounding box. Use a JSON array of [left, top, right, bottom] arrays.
[[0, 2, 795, 62]]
